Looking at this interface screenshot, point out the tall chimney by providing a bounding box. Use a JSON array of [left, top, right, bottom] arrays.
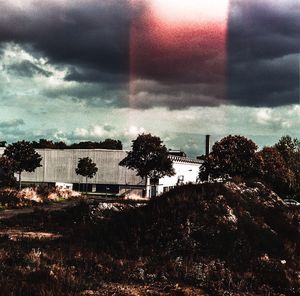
[[205, 135, 210, 156]]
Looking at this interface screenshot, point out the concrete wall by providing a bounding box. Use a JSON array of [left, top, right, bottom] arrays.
[[156, 162, 201, 196], [0, 148, 202, 197], [0, 148, 143, 186], [146, 156, 202, 197]]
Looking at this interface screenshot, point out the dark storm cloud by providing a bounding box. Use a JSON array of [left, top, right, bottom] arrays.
[[65, 66, 128, 84], [130, 81, 224, 109], [0, 0, 226, 110], [0, 0, 132, 79], [0, 0, 299, 109], [6, 60, 52, 77], [228, 0, 300, 107], [42, 81, 128, 108]]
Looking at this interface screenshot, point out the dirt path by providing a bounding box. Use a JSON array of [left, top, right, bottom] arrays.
[[0, 198, 81, 220], [0, 195, 149, 221], [80, 283, 208, 296], [0, 227, 63, 240]]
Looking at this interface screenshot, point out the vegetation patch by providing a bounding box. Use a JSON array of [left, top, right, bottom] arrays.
[[0, 186, 81, 209], [0, 182, 298, 295]]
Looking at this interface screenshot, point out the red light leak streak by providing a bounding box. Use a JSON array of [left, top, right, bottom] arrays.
[[129, 0, 229, 109]]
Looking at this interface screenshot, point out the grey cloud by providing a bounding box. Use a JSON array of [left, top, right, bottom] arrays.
[[6, 60, 52, 77], [0, 119, 26, 143], [0, 0, 299, 110], [65, 66, 128, 84], [42, 82, 128, 108], [0, 0, 225, 110], [130, 81, 224, 109], [0, 0, 131, 78], [103, 124, 114, 132], [228, 0, 300, 107], [0, 119, 25, 129]]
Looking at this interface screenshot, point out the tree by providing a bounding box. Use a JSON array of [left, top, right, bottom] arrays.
[[3, 141, 42, 189], [200, 135, 260, 181], [32, 139, 56, 149], [256, 147, 294, 195], [70, 139, 123, 150], [30, 138, 122, 150], [54, 141, 68, 149], [31, 139, 68, 149], [75, 157, 98, 194], [274, 135, 300, 198], [274, 135, 299, 167], [119, 134, 175, 186], [98, 139, 122, 150], [0, 156, 17, 187]]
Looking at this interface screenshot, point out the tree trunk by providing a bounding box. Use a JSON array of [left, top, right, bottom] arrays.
[[86, 176, 88, 195], [144, 176, 148, 198], [18, 172, 21, 190]]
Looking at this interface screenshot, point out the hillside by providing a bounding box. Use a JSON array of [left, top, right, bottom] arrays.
[[89, 181, 300, 295], [0, 181, 299, 295]]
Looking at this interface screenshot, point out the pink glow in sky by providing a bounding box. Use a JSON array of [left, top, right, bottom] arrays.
[[129, 0, 229, 108], [151, 0, 229, 25]]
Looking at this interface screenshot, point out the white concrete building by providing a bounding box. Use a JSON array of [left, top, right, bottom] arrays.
[[0, 148, 202, 197], [146, 155, 202, 197]]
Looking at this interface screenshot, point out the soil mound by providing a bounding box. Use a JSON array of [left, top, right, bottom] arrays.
[[94, 182, 299, 295]]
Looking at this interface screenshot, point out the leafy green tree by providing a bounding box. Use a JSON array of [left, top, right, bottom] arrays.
[[275, 135, 300, 166], [75, 157, 98, 193], [70, 139, 123, 150], [98, 139, 122, 150], [256, 147, 294, 195], [200, 135, 260, 181], [275, 135, 300, 198], [119, 134, 175, 185], [54, 141, 68, 149], [32, 139, 56, 149], [32, 139, 68, 149], [0, 156, 16, 187], [3, 141, 42, 189], [31, 138, 122, 150]]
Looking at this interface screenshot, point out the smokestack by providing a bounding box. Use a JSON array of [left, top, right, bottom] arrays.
[[205, 135, 210, 156]]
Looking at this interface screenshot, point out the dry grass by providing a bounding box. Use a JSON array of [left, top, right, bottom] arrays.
[[0, 182, 298, 295], [0, 186, 81, 209]]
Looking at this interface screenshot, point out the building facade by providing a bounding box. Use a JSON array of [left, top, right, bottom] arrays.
[[148, 155, 202, 197], [0, 148, 202, 198]]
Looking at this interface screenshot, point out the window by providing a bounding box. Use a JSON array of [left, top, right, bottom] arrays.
[[178, 175, 184, 181]]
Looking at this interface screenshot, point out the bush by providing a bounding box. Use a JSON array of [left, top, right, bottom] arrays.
[[0, 189, 38, 208]]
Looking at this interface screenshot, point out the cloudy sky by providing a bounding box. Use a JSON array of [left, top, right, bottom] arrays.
[[0, 0, 299, 157]]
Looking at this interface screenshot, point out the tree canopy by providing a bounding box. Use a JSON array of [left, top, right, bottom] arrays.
[[257, 146, 294, 195], [200, 135, 260, 181], [274, 135, 300, 198], [0, 156, 17, 187], [31, 138, 123, 150], [69, 139, 122, 150], [3, 140, 42, 189], [119, 133, 175, 181], [75, 157, 98, 179], [75, 157, 98, 193], [199, 134, 300, 199]]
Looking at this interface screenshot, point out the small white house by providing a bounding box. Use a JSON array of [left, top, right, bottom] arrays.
[[55, 182, 73, 190], [146, 154, 202, 198]]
